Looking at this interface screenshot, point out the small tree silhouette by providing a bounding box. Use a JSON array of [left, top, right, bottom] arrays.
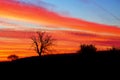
[[108, 47, 120, 56], [109, 47, 118, 52], [8, 55, 19, 61], [31, 32, 54, 56], [77, 44, 97, 56]]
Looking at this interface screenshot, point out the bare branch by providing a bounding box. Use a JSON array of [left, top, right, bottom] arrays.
[[31, 31, 55, 56], [31, 36, 40, 55]]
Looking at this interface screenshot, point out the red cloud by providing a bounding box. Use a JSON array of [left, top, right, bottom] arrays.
[[0, 0, 120, 36]]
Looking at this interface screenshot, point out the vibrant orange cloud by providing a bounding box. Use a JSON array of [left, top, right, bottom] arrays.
[[0, 29, 120, 48], [0, 0, 120, 36]]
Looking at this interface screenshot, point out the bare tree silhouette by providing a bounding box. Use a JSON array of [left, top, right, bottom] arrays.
[[8, 55, 19, 61], [31, 32, 54, 56]]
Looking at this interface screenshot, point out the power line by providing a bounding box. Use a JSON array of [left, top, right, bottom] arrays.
[[91, 0, 120, 22]]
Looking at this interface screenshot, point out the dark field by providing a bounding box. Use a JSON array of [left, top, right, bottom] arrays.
[[1, 50, 120, 65]]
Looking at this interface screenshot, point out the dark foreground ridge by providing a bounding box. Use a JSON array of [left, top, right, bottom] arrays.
[[1, 51, 120, 65]]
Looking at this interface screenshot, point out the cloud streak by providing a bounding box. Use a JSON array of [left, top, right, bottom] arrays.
[[0, 0, 120, 35]]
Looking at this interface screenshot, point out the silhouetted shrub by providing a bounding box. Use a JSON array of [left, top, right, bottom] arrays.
[[107, 47, 120, 57], [77, 44, 97, 56], [109, 47, 119, 52], [8, 55, 19, 61]]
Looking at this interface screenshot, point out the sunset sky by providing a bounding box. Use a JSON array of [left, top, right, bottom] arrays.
[[0, 0, 120, 61]]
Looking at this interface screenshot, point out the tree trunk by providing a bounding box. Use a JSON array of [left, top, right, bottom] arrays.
[[39, 51, 42, 56], [38, 45, 43, 56]]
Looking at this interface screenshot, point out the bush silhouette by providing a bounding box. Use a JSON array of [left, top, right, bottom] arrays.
[[77, 44, 97, 56], [109, 47, 119, 52], [8, 55, 19, 61], [107, 47, 120, 57]]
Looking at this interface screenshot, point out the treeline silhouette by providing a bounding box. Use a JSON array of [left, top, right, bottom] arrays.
[[0, 44, 120, 65], [77, 44, 120, 64]]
